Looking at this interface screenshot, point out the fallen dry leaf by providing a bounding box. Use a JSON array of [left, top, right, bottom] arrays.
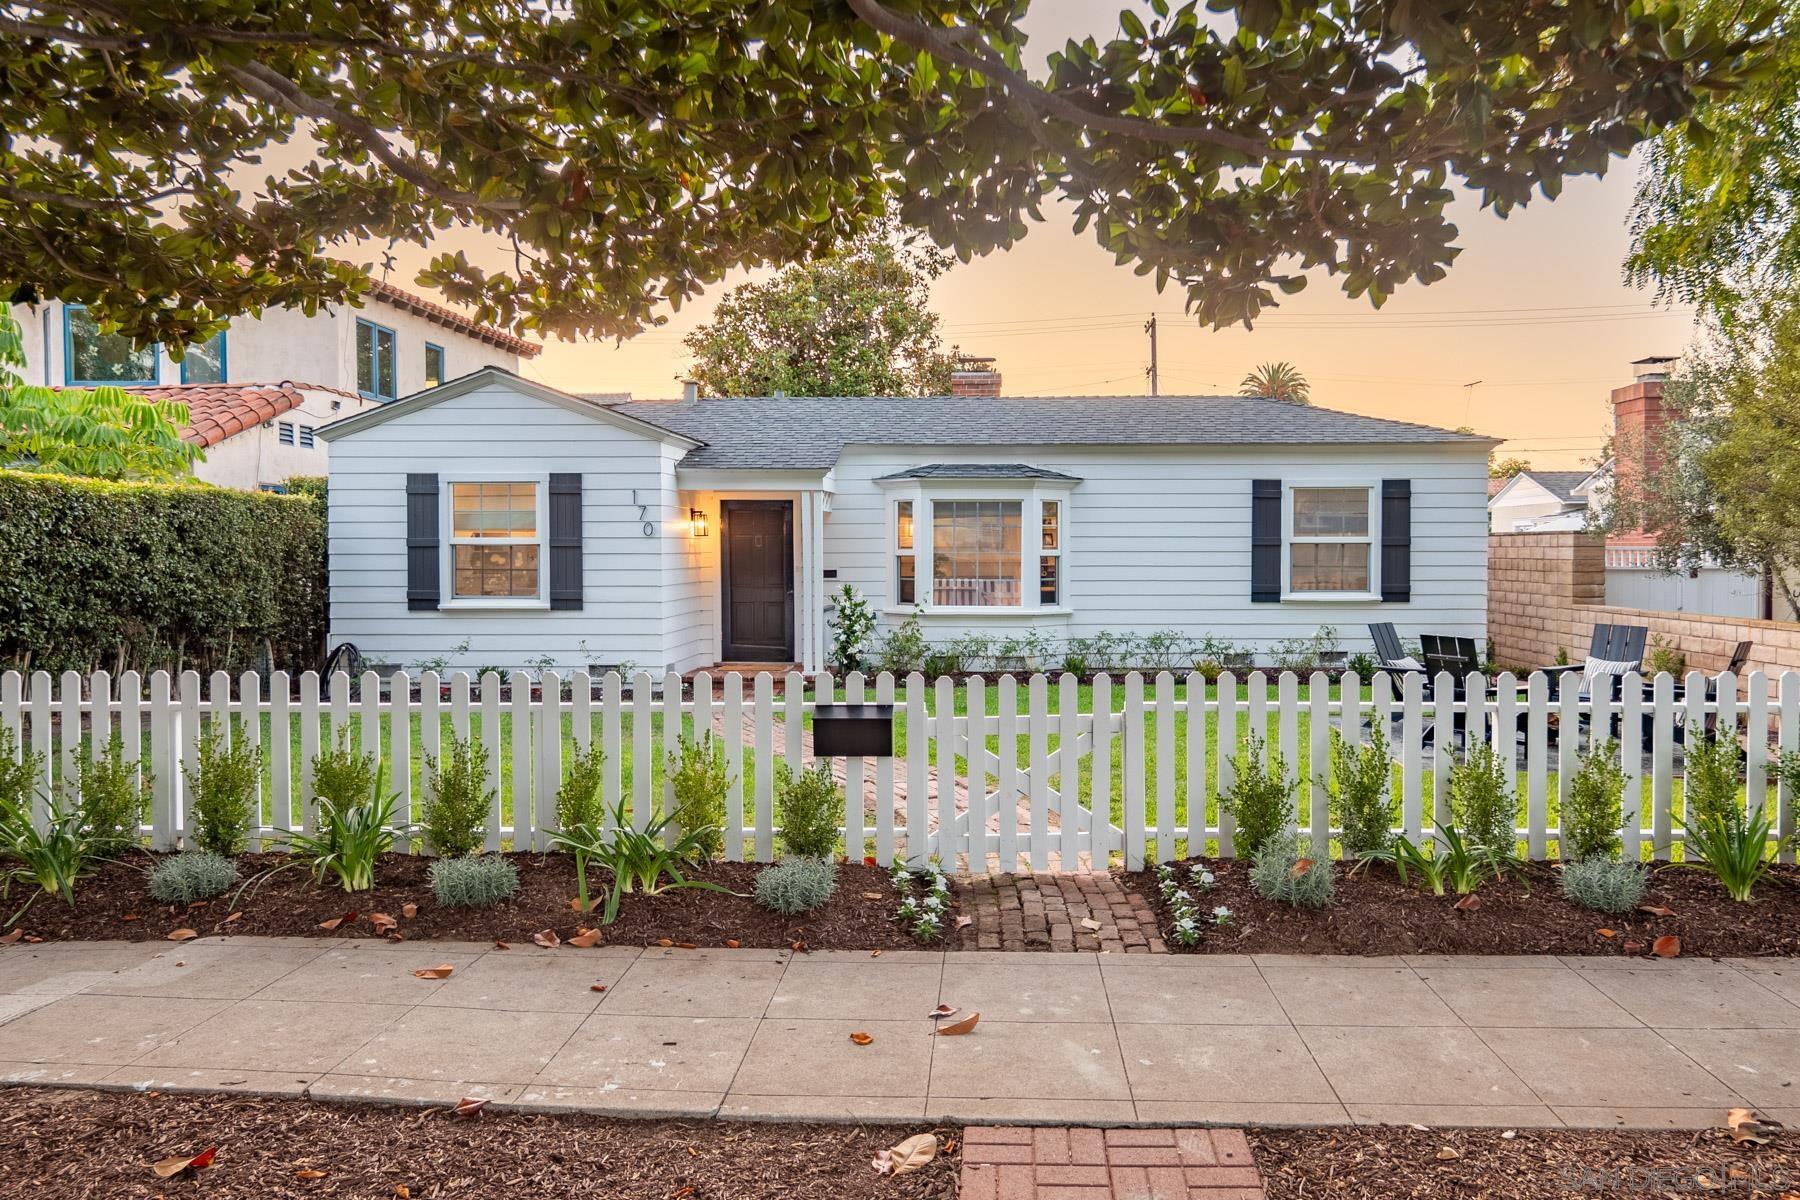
[[675, 942, 697, 950], [1289, 857, 1315, 879], [1727, 1108, 1784, 1146], [1435, 1146, 1461, 1161], [368, 913, 397, 934], [152, 1147, 218, 1178], [166, 928, 197, 942], [935, 1011, 980, 1036], [873, 1133, 937, 1176], [861, 892, 883, 901], [1623, 940, 1645, 955], [0, 929, 21, 945], [493, 940, 510, 950], [1653, 934, 1682, 958], [401, 903, 418, 919], [567, 928, 602, 949], [121, 913, 141, 922], [849, 1031, 874, 1045], [395, 1187, 411, 1199], [22, 935, 40, 944], [655, 938, 674, 948], [1079, 917, 1103, 932], [386, 931, 405, 943], [1597, 928, 1618, 939], [1639, 904, 1679, 918], [222, 912, 242, 925], [451, 1096, 489, 1120], [533, 929, 561, 949], [724, 939, 741, 949], [568, 896, 593, 913], [590, 984, 607, 993], [790, 940, 807, 953], [954, 914, 973, 929], [1452, 894, 1481, 912], [317, 911, 357, 932], [296, 1167, 328, 1180], [929, 1004, 959, 1019], [411, 963, 455, 980], [869, 949, 882, 958]]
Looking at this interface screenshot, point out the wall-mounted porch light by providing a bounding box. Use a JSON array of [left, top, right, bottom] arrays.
[[689, 508, 710, 538]]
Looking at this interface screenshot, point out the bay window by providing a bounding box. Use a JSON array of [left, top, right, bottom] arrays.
[[1039, 500, 1061, 605], [1288, 486, 1373, 595], [884, 481, 1073, 611], [932, 500, 1022, 606], [894, 500, 916, 604]]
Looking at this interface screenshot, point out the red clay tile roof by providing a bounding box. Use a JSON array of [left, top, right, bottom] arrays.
[[126, 382, 357, 448], [367, 278, 542, 358]]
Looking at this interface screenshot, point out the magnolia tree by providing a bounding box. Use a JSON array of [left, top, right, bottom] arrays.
[[0, 1, 1777, 352]]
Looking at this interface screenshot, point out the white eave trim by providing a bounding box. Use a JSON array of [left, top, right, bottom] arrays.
[[315, 365, 703, 449], [675, 466, 835, 493]]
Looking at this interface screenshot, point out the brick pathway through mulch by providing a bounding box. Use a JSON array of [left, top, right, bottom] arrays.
[[960, 1126, 1265, 1200], [957, 871, 1166, 953]]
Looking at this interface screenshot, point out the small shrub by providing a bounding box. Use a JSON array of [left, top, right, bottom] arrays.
[[0, 729, 40, 812], [1326, 726, 1394, 859], [1448, 741, 1517, 854], [667, 733, 729, 861], [1645, 635, 1686, 678], [879, 607, 928, 675], [1248, 838, 1335, 908], [310, 728, 377, 808], [1222, 734, 1294, 860], [423, 733, 492, 857], [777, 760, 841, 859], [1346, 651, 1377, 680], [754, 856, 838, 914], [829, 584, 879, 675], [429, 855, 519, 908], [556, 739, 606, 832], [185, 722, 260, 857], [148, 851, 238, 905], [1681, 726, 1741, 825], [1563, 739, 1625, 862], [1560, 857, 1647, 913], [76, 733, 150, 852]]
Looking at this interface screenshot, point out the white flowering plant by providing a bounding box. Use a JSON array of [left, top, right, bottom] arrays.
[[892, 856, 955, 942]]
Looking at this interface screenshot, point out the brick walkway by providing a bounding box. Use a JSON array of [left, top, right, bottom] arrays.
[[960, 1126, 1265, 1200], [957, 871, 1166, 953]]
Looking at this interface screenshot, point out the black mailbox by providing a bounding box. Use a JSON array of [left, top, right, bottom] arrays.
[[812, 703, 895, 758]]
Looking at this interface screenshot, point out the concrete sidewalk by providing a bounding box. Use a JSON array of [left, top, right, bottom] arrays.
[[0, 939, 1795, 1130]]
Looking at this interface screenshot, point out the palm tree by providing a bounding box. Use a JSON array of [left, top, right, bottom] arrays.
[[1239, 361, 1311, 404]]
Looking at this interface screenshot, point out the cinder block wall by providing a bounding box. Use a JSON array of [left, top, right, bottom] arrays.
[[1489, 531, 1800, 676]]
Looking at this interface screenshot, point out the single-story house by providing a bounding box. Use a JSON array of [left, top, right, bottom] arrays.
[[318, 366, 1494, 674]]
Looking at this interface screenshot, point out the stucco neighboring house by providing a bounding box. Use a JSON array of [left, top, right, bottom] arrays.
[[320, 364, 1494, 676], [7, 276, 541, 489]]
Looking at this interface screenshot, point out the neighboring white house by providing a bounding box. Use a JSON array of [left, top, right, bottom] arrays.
[[7, 277, 540, 489], [1486, 469, 1599, 533], [320, 365, 1493, 675]]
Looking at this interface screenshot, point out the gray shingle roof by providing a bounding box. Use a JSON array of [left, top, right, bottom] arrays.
[[1518, 470, 1593, 501], [874, 463, 1082, 482], [605, 395, 1490, 470]]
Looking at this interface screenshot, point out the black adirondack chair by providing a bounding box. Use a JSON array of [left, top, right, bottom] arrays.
[[1368, 623, 1425, 675]]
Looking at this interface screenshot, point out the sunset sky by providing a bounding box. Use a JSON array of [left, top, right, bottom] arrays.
[[382, 1, 1700, 471]]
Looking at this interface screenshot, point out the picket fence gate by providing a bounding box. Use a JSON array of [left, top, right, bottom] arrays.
[[1, 667, 1795, 872]]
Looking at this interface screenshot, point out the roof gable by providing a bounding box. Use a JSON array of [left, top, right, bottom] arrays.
[[366, 279, 541, 358], [125, 381, 358, 448], [314, 365, 701, 447]]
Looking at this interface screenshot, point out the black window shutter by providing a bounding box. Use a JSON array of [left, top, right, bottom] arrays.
[[548, 472, 583, 611], [1380, 479, 1412, 602], [405, 473, 440, 611], [1250, 479, 1282, 603]]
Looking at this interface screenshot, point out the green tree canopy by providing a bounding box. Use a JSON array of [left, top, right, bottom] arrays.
[[1238, 361, 1309, 403], [1626, 1, 1798, 323], [0, 1, 1776, 350], [683, 220, 954, 396], [0, 308, 197, 480]]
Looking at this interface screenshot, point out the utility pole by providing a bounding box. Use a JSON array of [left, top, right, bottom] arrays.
[[1145, 315, 1159, 396]]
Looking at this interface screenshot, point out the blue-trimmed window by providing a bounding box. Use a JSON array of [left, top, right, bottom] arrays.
[[356, 318, 397, 401], [180, 329, 228, 384], [424, 342, 446, 389], [64, 305, 158, 385]]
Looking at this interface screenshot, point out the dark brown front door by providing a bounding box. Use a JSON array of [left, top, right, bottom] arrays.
[[721, 500, 794, 661]]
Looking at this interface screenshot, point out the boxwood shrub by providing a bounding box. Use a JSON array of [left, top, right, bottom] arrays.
[[0, 469, 325, 675]]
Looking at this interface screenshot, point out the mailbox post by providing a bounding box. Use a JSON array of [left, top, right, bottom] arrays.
[[810, 703, 896, 758]]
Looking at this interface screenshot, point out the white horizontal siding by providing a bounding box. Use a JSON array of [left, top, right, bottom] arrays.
[[327, 381, 684, 673], [824, 442, 1489, 657]]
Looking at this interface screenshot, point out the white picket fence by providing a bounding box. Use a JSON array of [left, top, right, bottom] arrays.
[[0, 667, 1794, 871]]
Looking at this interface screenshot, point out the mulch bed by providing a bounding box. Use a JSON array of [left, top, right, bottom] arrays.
[[1123, 859, 1800, 957], [1254, 1124, 1800, 1199], [0, 1088, 960, 1199], [24, 854, 937, 951]]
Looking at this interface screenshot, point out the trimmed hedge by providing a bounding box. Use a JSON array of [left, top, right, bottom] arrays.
[[0, 469, 326, 676]]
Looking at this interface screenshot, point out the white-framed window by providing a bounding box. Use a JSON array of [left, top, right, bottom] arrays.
[[1286, 485, 1375, 596], [446, 479, 545, 602], [883, 482, 1073, 612]]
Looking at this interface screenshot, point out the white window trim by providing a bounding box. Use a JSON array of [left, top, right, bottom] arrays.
[[438, 472, 551, 610], [1281, 480, 1381, 603], [879, 477, 1076, 616]]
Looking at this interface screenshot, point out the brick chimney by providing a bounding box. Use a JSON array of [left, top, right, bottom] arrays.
[[1609, 355, 1677, 548], [950, 355, 1000, 397]]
